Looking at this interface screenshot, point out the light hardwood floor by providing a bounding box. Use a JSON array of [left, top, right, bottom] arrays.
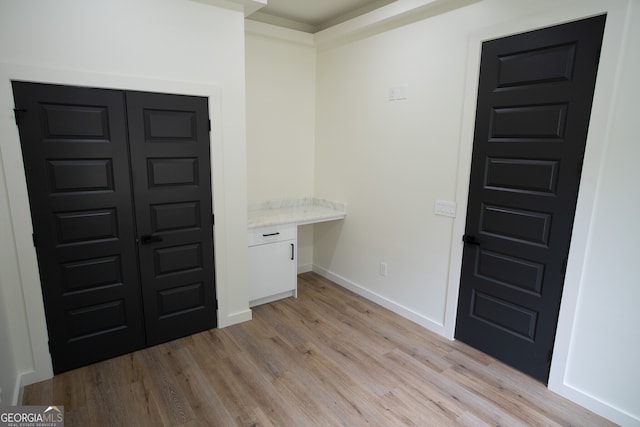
[[23, 272, 616, 426]]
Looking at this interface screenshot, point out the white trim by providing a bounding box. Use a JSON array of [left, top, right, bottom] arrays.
[[13, 373, 24, 405], [195, 0, 266, 17], [297, 263, 313, 274], [218, 309, 252, 328], [243, 0, 480, 48], [552, 385, 639, 427], [245, 19, 315, 45], [250, 290, 296, 308], [314, 0, 480, 49], [548, 4, 638, 427], [313, 265, 445, 336]]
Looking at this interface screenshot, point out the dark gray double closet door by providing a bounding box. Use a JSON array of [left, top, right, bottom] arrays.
[[13, 82, 216, 374]]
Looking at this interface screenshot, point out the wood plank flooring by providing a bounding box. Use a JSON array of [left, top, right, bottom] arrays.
[[23, 272, 616, 426]]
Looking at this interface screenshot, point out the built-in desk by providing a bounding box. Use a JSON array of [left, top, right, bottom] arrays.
[[247, 198, 346, 306], [248, 197, 346, 228]]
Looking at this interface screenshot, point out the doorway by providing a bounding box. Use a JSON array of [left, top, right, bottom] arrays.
[[13, 82, 217, 373], [455, 15, 606, 383]]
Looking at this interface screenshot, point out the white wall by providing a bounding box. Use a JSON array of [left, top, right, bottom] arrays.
[[245, 23, 317, 270], [0, 149, 32, 405], [313, 0, 639, 424], [0, 0, 250, 403], [245, 26, 316, 203], [314, 10, 464, 333], [559, 0, 640, 418]]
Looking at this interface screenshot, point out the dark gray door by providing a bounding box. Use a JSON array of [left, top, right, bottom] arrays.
[[126, 91, 216, 345], [12, 82, 145, 373], [455, 15, 606, 383], [12, 82, 216, 373]]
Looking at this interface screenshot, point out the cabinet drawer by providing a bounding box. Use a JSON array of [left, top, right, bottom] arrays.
[[248, 224, 296, 246]]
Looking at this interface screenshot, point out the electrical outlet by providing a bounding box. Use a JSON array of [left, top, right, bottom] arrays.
[[379, 262, 388, 277]]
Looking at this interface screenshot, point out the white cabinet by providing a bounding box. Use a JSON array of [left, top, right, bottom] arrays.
[[248, 224, 297, 307]]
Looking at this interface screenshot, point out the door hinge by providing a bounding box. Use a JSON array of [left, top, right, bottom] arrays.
[[562, 258, 568, 274], [547, 349, 553, 362], [208, 119, 211, 132], [212, 213, 215, 225], [32, 233, 37, 247], [13, 108, 27, 125]]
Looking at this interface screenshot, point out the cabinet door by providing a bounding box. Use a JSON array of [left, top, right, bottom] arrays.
[[248, 240, 296, 302]]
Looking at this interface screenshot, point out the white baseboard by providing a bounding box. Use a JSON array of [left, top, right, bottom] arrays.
[[311, 265, 445, 337], [218, 309, 252, 328], [250, 290, 296, 307], [12, 368, 52, 405], [297, 263, 313, 274], [548, 381, 639, 427], [13, 374, 24, 405], [11, 374, 25, 405]]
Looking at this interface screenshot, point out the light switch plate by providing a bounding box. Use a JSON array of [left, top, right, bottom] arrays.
[[388, 85, 407, 101], [434, 200, 456, 217]]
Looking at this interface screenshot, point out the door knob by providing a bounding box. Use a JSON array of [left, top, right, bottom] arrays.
[[462, 235, 480, 246]]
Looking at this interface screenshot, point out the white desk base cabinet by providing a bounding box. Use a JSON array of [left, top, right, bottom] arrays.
[[248, 224, 297, 307]]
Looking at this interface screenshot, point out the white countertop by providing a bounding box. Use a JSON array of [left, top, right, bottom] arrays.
[[248, 197, 346, 228]]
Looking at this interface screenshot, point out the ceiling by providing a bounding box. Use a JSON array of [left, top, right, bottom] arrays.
[[246, 0, 397, 33]]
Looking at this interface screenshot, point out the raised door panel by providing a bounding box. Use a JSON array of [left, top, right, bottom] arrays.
[[126, 91, 216, 345]]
